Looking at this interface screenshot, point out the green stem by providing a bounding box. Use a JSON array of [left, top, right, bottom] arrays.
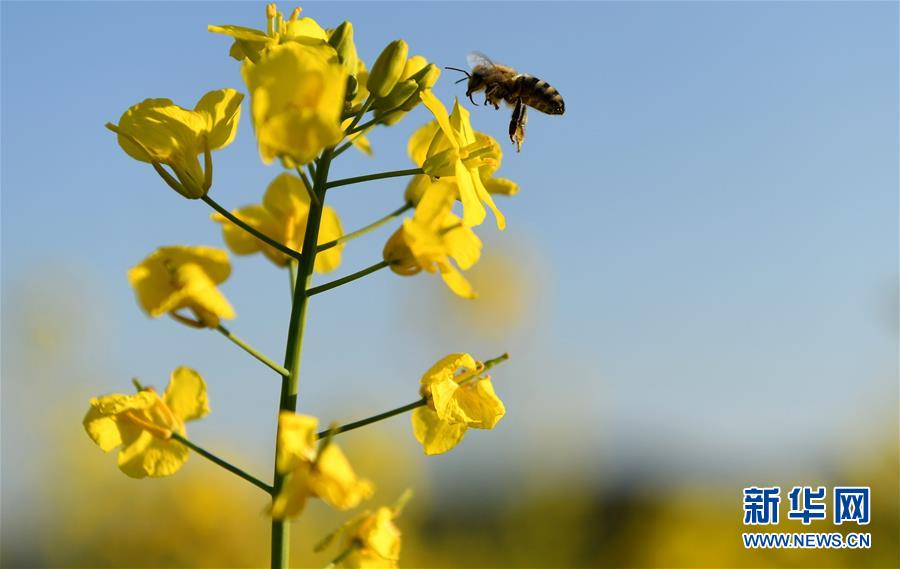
[[306, 261, 389, 297], [202, 195, 303, 262], [316, 353, 510, 439], [344, 94, 374, 134], [318, 399, 426, 439], [296, 167, 320, 206], [271, 150, 334, 569], [288, 260, 297, 295], [325, 168, 423, 190], [317, 202, 412, 253], [170, 433, 273, 494], [215, 325, 289, 377], [324, 546, 357, 569], [347, 108, 402, 135]]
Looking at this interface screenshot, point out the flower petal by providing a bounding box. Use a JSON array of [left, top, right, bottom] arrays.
[[410, 407, 467, 455], [195, 88, 244, 150], [407, 121, 439, 166], [310, 444, 374, 510], [455, 160, 486, 227], [262, 172, 310, 223], [419, 91, 459, 150], [270, 464, 313, 520], [453, 378, 505, 429], [439, 264, 477, 299], [163, 367, 210, 422], [314, 206, 344, 273], [277, 412, 318, 473]]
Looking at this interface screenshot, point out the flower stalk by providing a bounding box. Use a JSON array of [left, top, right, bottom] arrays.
[[171, 432, 274, 494], [306, 260, 390, 297], [202, 195, 304, 262], [215, 325, 289, 377], [325, 168, 423, 190], [317, 202, 413, 253], [271, 149, 334, 568]]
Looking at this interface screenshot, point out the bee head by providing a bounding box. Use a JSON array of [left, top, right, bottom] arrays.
[[445, 66, 484, 106]]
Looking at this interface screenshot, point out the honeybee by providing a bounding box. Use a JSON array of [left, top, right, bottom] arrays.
[[446, 52, 565, 152]]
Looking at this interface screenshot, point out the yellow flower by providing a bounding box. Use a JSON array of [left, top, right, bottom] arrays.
[[211, 173, 344, 271], [271, 412, 374, 519], [209, 4, 330, 63], [411, 353, 505, 455], [109, 89, 243, 199], [128, 246, 235, 328], [418, 91, 506, 230], [383, 184, 482, 298], [317, 491, 412, 569], [242, 41, 346, 166], [83, 367, 210, 478]]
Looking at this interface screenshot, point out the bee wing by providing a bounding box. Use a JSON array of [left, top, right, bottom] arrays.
[[467, 51, 495, 69]]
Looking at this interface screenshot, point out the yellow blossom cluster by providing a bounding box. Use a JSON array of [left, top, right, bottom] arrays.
[[93, 3, 520, 567]]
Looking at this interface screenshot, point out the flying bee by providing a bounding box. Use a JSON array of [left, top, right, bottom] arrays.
[[446, 52, 565, 152]]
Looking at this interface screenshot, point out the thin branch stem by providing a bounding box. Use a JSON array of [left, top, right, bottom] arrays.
[[325, 168, 423, 190], [318, 399, 426, 439], [170, 433, 273, 494], [306, 260, 390, 297], [324, 546, 357, 569], [317, 203, 413, 253], [215, 325, 289, 377], [316, 353, 511, 439], [202, 195, 303, 262], [296, 167, 320, 206], [347, 108, 402, 135], [344, 95, 374, 134]]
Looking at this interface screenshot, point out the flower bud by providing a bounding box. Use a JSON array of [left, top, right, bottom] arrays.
[[399, 64, 441, 112], [367, 39, 408, 98], [372, 79, 418, 112], [328, 21, 359, 75]]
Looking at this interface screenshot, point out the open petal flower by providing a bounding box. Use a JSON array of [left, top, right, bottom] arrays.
[[411, 354, 505, 455], [406, 118, 518, 208], [111, 89, 243, 198], [128, 246, 235, 328], [242, 41, 346, 166], [383, 183, 481, 298], [418, 91, 505, 230], [211, 173, 344, 271], [271, 412, 373, 519], [83, 367, 210, 478], [209, 4, 329, 63]]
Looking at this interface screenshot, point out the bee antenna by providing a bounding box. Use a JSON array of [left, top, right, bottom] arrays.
[[444, 66, 471, 80]]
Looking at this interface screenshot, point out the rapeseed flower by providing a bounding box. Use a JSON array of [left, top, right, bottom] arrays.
[[109, 89, 243, 198], [271, 412, 373, 519], [209, 4, 329, 63], [383, 184, 481, 298], [411, 353, 505, 455], [242, 41, 346, 166], [211, 173, 344, 271], [83, 367, 210, 478], [418, 91, 506, 229], [128, 246, 235, 328]]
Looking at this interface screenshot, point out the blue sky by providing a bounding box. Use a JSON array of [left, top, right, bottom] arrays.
[[2, 0, 897, 511]]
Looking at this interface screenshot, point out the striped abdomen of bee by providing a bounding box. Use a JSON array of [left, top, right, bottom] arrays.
[[510, 75, 565, 115]]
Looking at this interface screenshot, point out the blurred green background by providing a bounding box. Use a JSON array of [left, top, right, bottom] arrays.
[[1, 1, 897, 567]]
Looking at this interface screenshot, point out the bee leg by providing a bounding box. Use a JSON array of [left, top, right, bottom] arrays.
[[509, 98, 526, 152], [466, 90, 479, 106]]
